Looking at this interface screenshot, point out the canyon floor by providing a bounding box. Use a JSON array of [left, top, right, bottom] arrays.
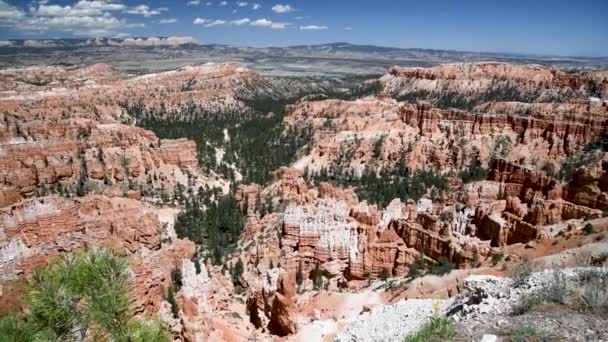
[[1, 40, 607, 341]]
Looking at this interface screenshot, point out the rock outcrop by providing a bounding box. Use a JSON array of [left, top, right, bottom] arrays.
[[0, 62, 250, 340], [383, 62, 585, 103], [0, 195, 195, 314], [0, 115, 203, 208]]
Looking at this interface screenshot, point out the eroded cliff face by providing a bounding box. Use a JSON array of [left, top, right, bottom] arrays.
[[230, 154, 608, 337], [0, 194, 196, 314], [0, 62, 266, 120], [0, 114, 207, 208], [0, 63, 248, 340], [284, 95, 607, 181], [228, 170, 486, 331], [462, 157, 608, 246], [2, 60, 608, 341], [382, 62, 587, 104], [0, 63, 259, 209], [207, 62, 608, 340]]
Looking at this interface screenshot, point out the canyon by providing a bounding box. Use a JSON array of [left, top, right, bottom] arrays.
[[1, 56, 607, 341]]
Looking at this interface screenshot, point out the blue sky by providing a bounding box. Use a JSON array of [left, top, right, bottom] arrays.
[[1, 0, 607, 56]]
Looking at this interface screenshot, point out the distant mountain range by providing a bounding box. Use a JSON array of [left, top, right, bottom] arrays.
[[1, 37, 605, 59], [1, 37, 607, 72]]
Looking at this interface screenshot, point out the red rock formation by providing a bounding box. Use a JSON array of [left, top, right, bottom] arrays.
[[268, 294, 298, 336], [564, 162, 608, 211], [385, 62, 583, 102], [399, 103, 441, 136], [318, 181, 359, 205], [0, 195, 195, 314], [0, 115, 200, 208]]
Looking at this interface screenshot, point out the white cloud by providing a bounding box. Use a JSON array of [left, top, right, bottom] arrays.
[[271, 4, 293, 13], [231, 18, 250, 25], [205, 19, 226, 27], [20, 12, 125, 34], [232, 9, 237, 13], [124, 5, 167, 17], [75, 1, 126, 12], [192, 16, 289, 30], [236, 1, 248, 7], [344, 26, 352, 31], [159, 18, 177, 24], [300, 25, 328, 30], [76, 28, 112, 36], [32, 1, 126, 18], [0, 0, 150, 37], [125, 22, 145, 28], [219, 1, 228, 6], [252, 3, 261, 10], [113, 32, 131, 38], [187, 0, 201, 5], [250, 18, 288, 29], [0, 0, 25, 20], [206, 1, 212, 5]]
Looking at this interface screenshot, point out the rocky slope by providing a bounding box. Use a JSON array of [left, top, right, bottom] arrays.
[[207, 62, 608, 340], [0, 114, 206, 208], [381, 62, 594, 107], [284, 96, 607, 183], [0, 62, 250, 338], [0, 60, 346, 341], [0, 194, 196, 314], [2, 60, 608, 341]]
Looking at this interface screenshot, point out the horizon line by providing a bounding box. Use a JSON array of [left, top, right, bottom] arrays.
[[2, 37, 607, 60]]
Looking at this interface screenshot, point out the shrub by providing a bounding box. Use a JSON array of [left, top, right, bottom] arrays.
[[431, 257, 455, 276], [379, 268, 391, 281], [511, 291, 542, 316], [312, 263, 323, 290], [193, 257, 201, 274], [575, 268, 608, 313], [471, 253, 481, 268], [296, 262, 303, 286], [403, 316, 456, 342], [167, 286, 180, 319], [491, 251, 504, 266], [499, 324, 554, 342], [231, 258, 244, 287], [459, 148, 488, 183], [545, 269, 572, 305], [579, 275, 608, 313], [590, 253, 608, 267], [511, 258, 533, 287], [492, 136, 512, 159], [128, 318, 171, 342], [582, 223, 595, 235], [0, 249, 169, 341], [513, 267, 608, 316]]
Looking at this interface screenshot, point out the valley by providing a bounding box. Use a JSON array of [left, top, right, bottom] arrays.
[[1, 39, 608, 342]]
